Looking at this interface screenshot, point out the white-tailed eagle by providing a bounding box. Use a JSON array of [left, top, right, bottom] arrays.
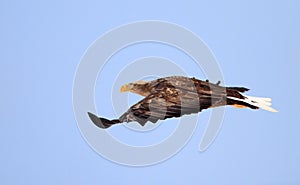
[[88, 76, 277, 129]]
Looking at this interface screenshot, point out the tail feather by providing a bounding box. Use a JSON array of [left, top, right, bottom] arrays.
[[227, 95, 278, 112], [245, 96, 272, 106], [88, 112, 120, 129]]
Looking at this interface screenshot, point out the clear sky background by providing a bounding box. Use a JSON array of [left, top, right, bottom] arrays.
[[1, 0, 300, 184]]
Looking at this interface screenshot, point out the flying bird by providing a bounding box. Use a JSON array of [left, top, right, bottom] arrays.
[[88, 76, 277, 129]]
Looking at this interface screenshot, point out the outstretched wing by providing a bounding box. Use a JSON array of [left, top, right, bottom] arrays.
[[118, 85, 226, 126], [88, 78, 232, 129]]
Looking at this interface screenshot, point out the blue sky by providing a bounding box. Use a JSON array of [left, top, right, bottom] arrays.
[[1, 0, 300, 184]]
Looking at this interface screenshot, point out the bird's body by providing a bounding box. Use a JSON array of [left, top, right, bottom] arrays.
[[88, 76, 277, 129]]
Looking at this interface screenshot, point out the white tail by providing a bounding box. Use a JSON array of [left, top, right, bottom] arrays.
[[228, 95, 278, 112]]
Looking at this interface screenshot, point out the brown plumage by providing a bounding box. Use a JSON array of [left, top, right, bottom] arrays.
[[88, 76, 277, 129]]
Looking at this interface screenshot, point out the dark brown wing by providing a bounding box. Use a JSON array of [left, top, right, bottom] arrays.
[[149, 76, 229, 107], [88, 78, 228, 129], [88, 76, 252, 129], [118, 83, 228, 126]]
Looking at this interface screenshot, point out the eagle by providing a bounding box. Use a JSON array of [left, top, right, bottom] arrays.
[[88, 76, 277, 129]]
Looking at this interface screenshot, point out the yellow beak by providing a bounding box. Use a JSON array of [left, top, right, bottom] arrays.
[[120, 84, 131, 93]]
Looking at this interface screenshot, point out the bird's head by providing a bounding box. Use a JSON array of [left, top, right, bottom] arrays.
[[120, 80, 149, 96]]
